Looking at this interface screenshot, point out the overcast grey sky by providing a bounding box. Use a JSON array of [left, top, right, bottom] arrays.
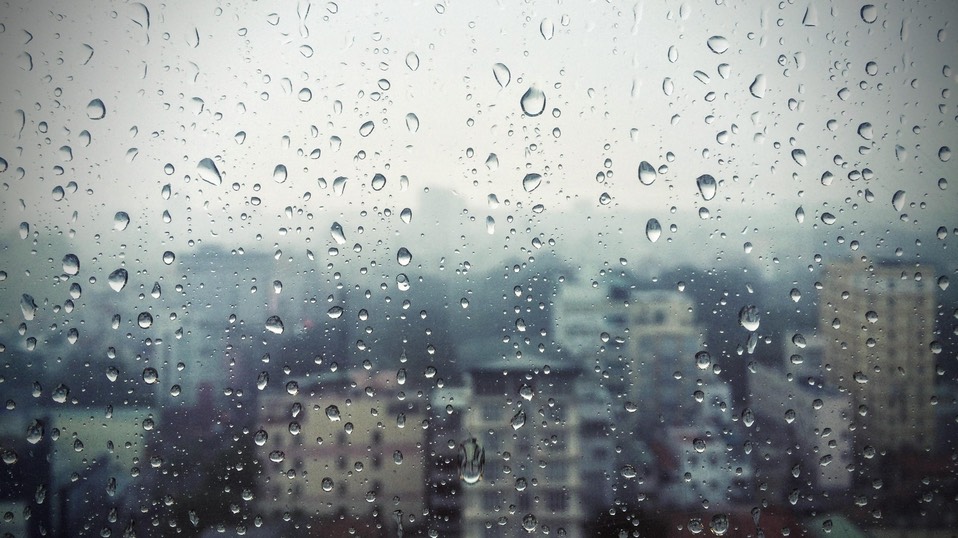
[[1, 0, 955, 285]]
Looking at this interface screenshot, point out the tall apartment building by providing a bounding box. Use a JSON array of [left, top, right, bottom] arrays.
[[254, 371, 427, 534], [819, 260, 937, 451], [460, 358, 585, 538]]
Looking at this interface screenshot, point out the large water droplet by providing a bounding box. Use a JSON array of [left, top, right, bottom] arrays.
[[522, 514, 538, 533], [20, 294, 37, 320], [405, 52, 419, 71], [696, 174, 717, 201], [108, 268, 128, 292], [458, 438, 485, 485], [522, 173, 542, 193], [62, 254, 80, 275], [707, 35, 729, 54], [405, 113, 419, 133], [142, 367, 158, 384], [645, 218, 662, 243], [137, 312, 153, 329], [330, 222, 346, 244], [511, 410, 526, 430], [860, 4, 878, 23], [253, 430, 268, 446], [400, 208, 412, 224], [638, 161, 656, 185], [197, 158, 222, 185], [86, 99, 106, 120], [738, 305, 761, 331], [359, 121, 375, 137], [891, 190, 906, 211], [325, 405, 341, 421], [397, 247, 412, 266], [327, 306, 344, 319], [539, 18, 554, 40], [791, 149, 807, 167], [265, 315, 284, 334], [749, 74, 767, 98], [520, 87, 546, 117], [371, 173, 387, 191], [273, 164, 287, 183], [493, 63, 511, 88]]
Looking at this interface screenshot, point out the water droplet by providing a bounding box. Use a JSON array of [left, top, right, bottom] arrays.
[[539, 18, 554, 40], [493, 63, 511, 88], [860, 4, 878, 23], [710, 514, 729, 536], [645, 218, 662, 243], [520, 87, 546, 117], [253, 430, 268, 447], [696, 174, 717, 201], [939, 146, 952, 162], [857, 122, 873, 140], [821, 212, 836, 225], [86, 99, 106, 120], [62, 254, 80, 275], [742, 408, 755, 427], [892, 190, 906, 211], [321, 477, 334, 492], [458, 438, 485, 484], [405, 113, 419, 133], [371, 173, 387, 191], [393, 450, 403, 465], [359, 121, 375, 137], [791, 149, 807, 167], [522, 173, 542, 193], [405, 52, 419, 71], [795, 206, 805, 223], [400, 208, 412, 224], [137, 312, 153, 329], [268, 450, 285, 463], [330, 222, 346, 244], [273, 164, 287, 183], [196, 158, 222, 185], [511, 410, 526, 430], [142, 367, 158, 384], [265, 315, 284, 334], [638, 161, 656, 185], [256, 371, 269, 390], [20, 294, 37, 320], [327, 306, 344, 319], [707, 35, 729, 54], [397, 247, 412, 266], [485, 153, 499, 170], [733, 308, 761, 337], [695, 351, 711, 370], [692, 438, 707, 452], [749, 74, 767, 98], [518, 384, 534, 400], [108, 268, 128, 292], [325, 405, 341, 421], [522, 513, 538, 533], [52, 384, 69, 404], [938, 276, 950, 291]]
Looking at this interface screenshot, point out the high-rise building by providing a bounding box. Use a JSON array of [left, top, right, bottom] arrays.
[[819, 260, 937, 451], [460, 357, 585, 538]]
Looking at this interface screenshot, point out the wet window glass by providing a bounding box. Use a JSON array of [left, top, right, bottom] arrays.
[[1, 1, 956, 537]]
